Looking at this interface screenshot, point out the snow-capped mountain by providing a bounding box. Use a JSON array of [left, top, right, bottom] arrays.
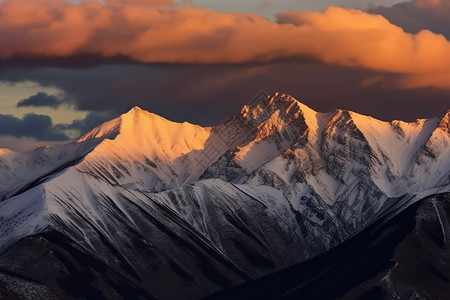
[[0, 93, 449, 299], [207, 92, 449, 244]]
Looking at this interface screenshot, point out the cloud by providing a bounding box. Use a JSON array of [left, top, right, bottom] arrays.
[[2, 62, 449, 127], [0, 113, 70, 141], [17, 92, 65, 109], [0, 0, 449, 89], [367, 0, 450, 89], [0, 109, 118, 142]]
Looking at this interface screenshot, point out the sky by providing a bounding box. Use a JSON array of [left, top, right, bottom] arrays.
[[0, 0, 449, 151]]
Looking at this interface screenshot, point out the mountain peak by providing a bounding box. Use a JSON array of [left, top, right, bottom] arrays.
[[437, 109, 450, 131], [78, 106, 159, 143], [81, 105, 211, 162], [271, 92, 300, 103], [270, 92, 315, 112], [238, 92, 319, 133], [127, 106, 144, 114], [242, 92, 315, 114]]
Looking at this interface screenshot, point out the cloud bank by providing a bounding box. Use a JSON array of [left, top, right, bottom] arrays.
[[1, 0, 450, 89], [0, 109, 115, 142], [0, 113, 70, 141], [17, 91, 65, 109]]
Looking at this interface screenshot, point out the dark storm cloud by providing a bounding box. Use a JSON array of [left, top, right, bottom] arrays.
[[0, 113, 70, 141], [55, 111, 118, 137], [0, 63, 448, 127], [0, 110, 117, 142], [17, 92, 65, 109], [370, 0, 450, 39]]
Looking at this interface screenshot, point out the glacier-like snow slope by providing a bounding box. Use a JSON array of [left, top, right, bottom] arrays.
[[0, 92, 449, 299], [0, 133, 116, 201]]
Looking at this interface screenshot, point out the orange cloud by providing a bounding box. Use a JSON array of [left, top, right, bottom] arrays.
[[1, 0, 450, 89]]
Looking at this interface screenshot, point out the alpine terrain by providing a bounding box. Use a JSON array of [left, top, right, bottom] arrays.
[[0, 92, 449, 299]]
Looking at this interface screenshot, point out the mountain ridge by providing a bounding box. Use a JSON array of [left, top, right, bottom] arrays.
[[0, 92, 449, 299]]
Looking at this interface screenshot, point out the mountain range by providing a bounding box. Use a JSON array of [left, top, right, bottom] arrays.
[[0, 92, 449, 299]]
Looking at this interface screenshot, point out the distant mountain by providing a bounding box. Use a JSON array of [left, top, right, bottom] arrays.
[[0, 93, 449, 299]]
